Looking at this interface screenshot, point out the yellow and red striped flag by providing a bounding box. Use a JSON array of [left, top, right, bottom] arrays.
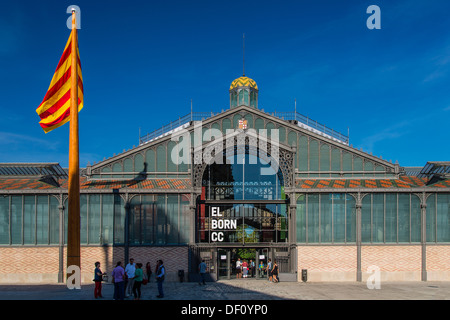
[[36, 29, 83, 133]]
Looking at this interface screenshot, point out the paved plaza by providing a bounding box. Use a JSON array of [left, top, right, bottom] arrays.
[[0, 279, 448, 300]]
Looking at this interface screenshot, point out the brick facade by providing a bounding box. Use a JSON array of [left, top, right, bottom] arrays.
[[361, 246, 422, 281], [1, 244, 449, 283], [426, 246, 450, 281], [297, 245, 450, 282], [0, 246, 188, 284], [297, 246, 357, 281]]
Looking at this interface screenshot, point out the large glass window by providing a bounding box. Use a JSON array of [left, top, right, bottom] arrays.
[[0, 196, 9, 244], [307, 194, 320, 242], [88, 194, 101, 244], [11, 196, 22, 245], [63, 193, 123, 245], [398, 193, 411, 242], [333, 193, 346, 242], [23, 196, 36, 244], [436, 194, 450, 242], [102, 194, 114, 245], [297, 193, 356, 243], [385, 194, 397, 242], [0, 195, 59, 245], [427, 193, 450, 243], [127, 194, 191, 245], [0, 193, 193, 246], [80, 194, 88, 244], [113, 194, 125, 244], [203, 149, 283, 201], [49, 196, 59, 245], [361, 195, 372, 242], [362, 193, 422, 243], [36, 195, 48, 245]]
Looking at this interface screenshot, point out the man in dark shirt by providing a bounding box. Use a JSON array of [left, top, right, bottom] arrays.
[[156, 260, 165, 298]]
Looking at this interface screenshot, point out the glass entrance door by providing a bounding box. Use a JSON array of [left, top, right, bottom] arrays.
[[217, 247, 269, 280], [256, 248, 269, 279], [218, 249, 231, 280]]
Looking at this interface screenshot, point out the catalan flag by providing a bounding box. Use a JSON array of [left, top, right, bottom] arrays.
[[36, 29, 83, 133]]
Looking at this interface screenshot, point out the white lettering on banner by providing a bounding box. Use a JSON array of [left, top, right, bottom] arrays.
[[210, 207, 237, 242], [211, 206, 221, 217], [211, 232, 224, 242], [211, 219, 237, 230]]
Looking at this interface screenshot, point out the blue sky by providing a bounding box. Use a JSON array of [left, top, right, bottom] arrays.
[[0, 0, 449, 168]]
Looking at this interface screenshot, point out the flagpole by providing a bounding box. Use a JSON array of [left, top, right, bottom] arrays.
[[67, 9, 81, 283]]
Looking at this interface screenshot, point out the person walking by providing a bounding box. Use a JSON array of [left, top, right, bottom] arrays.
[[272, 260, 279, 283], [132, 263, 144, 300], [125, 258, 136, 298], [198, 259, 207, 285], [236, 258, 242, 279], [259, 261, 265, 278], [266, 259, 273, 282], [112, 261, 125, 300], [250, 259, 255, 278], [155, 259, 165, 298], [93, 261, 105, 299], [145, 262, 152, 282]]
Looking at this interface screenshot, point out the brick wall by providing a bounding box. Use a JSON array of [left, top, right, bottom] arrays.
[[0, 247, 60, 283], [2, 244, 449, 284], [426, 246, 450, 281], [128, 246, 189, 281], [297, 246, 357, 281], [361, 246, 422, 281], [0, 246, 188, 284], [297, 245, 450, 282]]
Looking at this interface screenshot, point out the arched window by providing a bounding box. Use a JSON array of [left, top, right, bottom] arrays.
[[202, 148, 283, 201]]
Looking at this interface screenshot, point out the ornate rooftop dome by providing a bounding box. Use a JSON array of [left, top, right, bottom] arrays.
[[229, 76, 258, 91]]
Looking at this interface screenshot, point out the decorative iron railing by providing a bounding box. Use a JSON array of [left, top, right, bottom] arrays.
[[271, 111, 349, 144], [139, 110, 349, 145]]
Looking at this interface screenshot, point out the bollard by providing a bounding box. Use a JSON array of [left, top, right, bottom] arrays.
[[301, 269, 307, 282], [178, 270, 184, 283]]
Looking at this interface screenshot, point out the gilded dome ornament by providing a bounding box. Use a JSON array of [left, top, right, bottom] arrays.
[[229, 76, 258, 91]]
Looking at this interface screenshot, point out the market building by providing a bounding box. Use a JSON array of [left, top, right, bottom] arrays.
[[0, 75, 449, 284]]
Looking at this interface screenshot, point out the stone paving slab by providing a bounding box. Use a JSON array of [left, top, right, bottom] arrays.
[[0, 279, 448, 301]]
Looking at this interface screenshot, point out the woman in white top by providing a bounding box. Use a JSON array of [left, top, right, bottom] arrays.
[[236, 258, 242, 279]]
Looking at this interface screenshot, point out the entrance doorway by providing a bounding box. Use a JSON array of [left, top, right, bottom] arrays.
[[217, 247, 269, 280]]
